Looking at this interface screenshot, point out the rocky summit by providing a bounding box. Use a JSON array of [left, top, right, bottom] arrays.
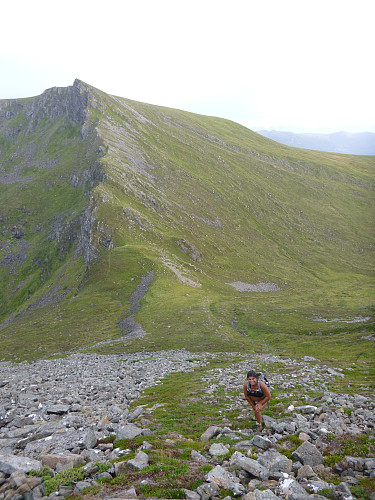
[[0, 350, 374, 499]]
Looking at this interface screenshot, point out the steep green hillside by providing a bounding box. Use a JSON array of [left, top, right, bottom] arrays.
[[0, 80, 374, 368]]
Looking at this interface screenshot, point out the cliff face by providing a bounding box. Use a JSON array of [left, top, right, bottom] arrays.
[[0, 79, 87, 137], [0, 80, 105, 325]]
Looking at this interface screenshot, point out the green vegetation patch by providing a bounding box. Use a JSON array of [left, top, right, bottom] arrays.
[[109, 454, 205, 499], [43, 466, 87, 496], [323, 433, 375, 467], [136, 358, 241, 439], [276, 434, 303, 459]]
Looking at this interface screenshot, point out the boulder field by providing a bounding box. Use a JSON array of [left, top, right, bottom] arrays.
[[0, 350, 374, 499]]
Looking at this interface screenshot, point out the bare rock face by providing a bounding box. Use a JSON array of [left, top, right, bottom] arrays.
[[26, 79, 89, 133]]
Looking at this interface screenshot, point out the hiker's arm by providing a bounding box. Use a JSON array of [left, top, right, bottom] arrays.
[[257, 381, 271, 405]]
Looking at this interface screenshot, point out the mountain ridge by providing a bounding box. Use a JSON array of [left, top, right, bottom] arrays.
[[0, 80, 374, 364]]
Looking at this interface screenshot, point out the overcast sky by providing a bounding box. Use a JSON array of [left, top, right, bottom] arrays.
[[1, 0, 374, 133]]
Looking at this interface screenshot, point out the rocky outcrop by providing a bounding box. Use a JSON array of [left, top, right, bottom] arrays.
[[0, 80, 108, 331], [25, 80, 89, 134]]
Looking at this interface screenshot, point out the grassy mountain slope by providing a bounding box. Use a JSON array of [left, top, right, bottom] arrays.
[[0, 80, 374, 370]]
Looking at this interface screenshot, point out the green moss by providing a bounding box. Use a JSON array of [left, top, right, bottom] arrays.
[[277, 435, 303, 459], [318, 488, 335, 499], [351, 477, 375, 498], [137, 484, 186, 499], [43, 466, 87, 496], [28, 466, 53, 478]]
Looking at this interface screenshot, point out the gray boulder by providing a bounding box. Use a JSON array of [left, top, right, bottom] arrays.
[[127, 451, 149, 471], [82, 428, 97, 449], [251, 435, 272, 450], [184, 489, 201, 500], [34, 422, 65, 439], [74, 479, 95, 492], [243, 490, 279, 499], [41, 453, 85, 471], [115, 423, 143, 441], [228, 481, 246, 496], [46, 404, 70, 415], [234, 440, 254, 452], [296, 405, 318, 414], [229, 451, 269, 480], [0, 454, 41, 474], [201, 425, 221, 442], [276, 474, 310, 499], [128, 407, 143, 422], [262, 415, 276, 428], [209, 443, 229, 457], [258, 450, 292, 476], [297, 464, 316, 479], [205, 465, 240, 489], [365, 458, 375, 471], [334, 481, 354, 499], [196, 481, 220, 500], [191, 449, 208, 462], [300, 478, 331, 494], [292, 440, 324, 466]]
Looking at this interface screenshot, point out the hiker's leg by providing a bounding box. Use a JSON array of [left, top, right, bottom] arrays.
[[254, 405, 262, 424]]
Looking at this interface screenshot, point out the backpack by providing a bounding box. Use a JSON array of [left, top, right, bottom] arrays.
[[258, 372, 271, 390]]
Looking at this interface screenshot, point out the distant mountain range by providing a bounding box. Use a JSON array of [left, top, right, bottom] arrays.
[[256, 130, 375, 155]]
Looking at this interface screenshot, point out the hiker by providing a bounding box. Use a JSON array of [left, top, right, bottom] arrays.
[[244, 370, 271, 429]]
